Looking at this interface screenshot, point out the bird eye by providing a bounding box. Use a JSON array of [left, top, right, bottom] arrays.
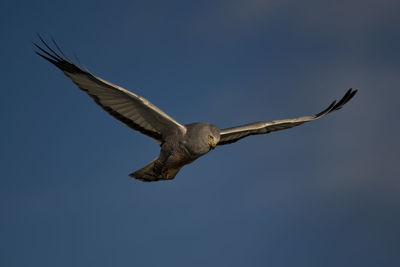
[[208, 135, 214, 140]]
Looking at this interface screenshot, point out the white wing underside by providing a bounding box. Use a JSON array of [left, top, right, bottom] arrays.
[[34, 36, 356, 147], [35, 36, 186, 144]]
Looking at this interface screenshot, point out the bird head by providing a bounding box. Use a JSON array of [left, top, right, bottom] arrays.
[[206, 125, 220, 150], [183, 122, 220, 155], [207, 134, 217, 149]]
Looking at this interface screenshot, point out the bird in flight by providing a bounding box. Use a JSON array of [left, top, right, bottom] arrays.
[[34, 35, 357, 182]]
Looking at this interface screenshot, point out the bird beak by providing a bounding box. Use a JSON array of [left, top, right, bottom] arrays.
[[209, 142, 217, 150]]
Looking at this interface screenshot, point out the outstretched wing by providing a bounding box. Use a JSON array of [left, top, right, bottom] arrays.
[[34, 35, 186, 144], [218, 89, 357, 146]]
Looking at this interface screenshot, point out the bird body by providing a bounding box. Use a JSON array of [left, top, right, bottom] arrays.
[[131, 122, 220, 181], [35, 35, 357, 182]]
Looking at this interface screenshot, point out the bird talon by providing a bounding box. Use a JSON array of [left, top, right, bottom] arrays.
[[164, 169, 172, 179]]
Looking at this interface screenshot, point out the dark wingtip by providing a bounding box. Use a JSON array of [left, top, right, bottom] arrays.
[[315, 100, 337, 117], [34, 34, 88, 74], [35, 32, 43, 41], [332, 88, 358, 111], [349, 88, 358, 100], [315, 88, 358, 118], [36, 34, 64, 61], [50, 35, 73, 63], [35, 51, 58, 65], [73, 52, 92, 73]]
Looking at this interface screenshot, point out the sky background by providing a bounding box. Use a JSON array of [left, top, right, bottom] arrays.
[[1, 0, 399, 266]]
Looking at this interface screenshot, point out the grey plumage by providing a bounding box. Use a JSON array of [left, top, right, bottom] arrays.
[[35, 36, 357, 182], [218, 88, 357, 145]]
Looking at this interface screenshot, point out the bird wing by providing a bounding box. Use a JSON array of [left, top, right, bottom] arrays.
[[218, 89, 357, 146], [34, 36, 186, 144]]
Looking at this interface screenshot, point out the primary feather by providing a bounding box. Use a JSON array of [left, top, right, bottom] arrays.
[[35, 35, 357, 182], [34, 35, 186, 144], [218, 89, 357, 145]]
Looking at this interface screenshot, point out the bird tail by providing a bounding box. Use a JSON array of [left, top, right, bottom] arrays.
[[129, 158, 181, 182]]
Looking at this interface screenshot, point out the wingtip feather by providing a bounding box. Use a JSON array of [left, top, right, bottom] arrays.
[[37, 34, 64, 61], [314, 88, 358, 118], [315, 100, 336, 117]]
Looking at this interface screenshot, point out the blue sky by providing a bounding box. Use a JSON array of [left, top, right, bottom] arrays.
[[1, 0, 399, 266]]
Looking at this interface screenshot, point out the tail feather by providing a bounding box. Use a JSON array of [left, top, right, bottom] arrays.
[[129, 159, 181, 182]]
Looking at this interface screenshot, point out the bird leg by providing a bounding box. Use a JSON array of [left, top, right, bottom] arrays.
[[164, 169, 173, 180]]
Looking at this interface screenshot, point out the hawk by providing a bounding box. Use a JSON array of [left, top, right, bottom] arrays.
[[35, 36, 357, 182]]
